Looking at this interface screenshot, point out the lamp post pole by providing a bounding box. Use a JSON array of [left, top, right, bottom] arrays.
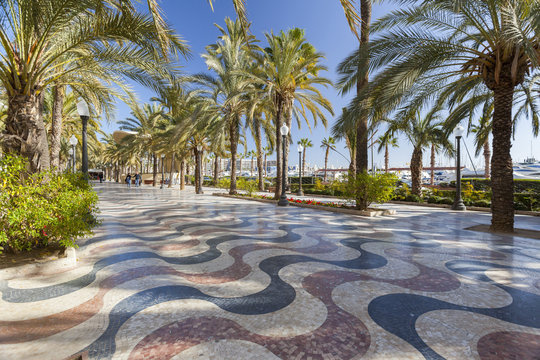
[[297, 144, 304, 196], [278, 124, 289, 206], [452, 125, 466, 211], [69, 135, 78, 173], [196, 145, 204, 194], [160, 154, 165, 189], [76, 101, 90, 178]]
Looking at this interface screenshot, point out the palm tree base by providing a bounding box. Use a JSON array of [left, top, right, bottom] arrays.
[[296, 190, 304, 196]]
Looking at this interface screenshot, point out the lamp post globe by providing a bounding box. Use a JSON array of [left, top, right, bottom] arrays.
[[278, 124, 289, 206], [452, 125, 466, 211], [69, 135, 78, 172], [297, 144, 304, 196], [76, 101, 90, 177]]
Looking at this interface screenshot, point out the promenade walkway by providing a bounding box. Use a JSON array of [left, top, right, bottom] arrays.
[[1, 182, 539, 359]]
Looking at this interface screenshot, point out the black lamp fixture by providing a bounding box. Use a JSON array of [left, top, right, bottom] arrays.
[[160, 153, 165, 189], [76, 100, 90, 177], [278, 124, 289, 206], [297, 144, 304, 196], [452, 125, 466, 211], [69, 135, 78, 172]]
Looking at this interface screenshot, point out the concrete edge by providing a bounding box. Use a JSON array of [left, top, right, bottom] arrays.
[[212, 193, 395, 217], [0, 247, 77, 281], [388, 201, 540, 216]]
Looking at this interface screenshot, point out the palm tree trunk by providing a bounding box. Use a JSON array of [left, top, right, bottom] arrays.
[[50, 85, 65, 170], [385, 143, 389, 173], [490, 86, 514, 232], [195, 149, 200, 193], [213, 156, 219, 186], [180, 159, 185, 190], [152, 153, 157, 187], [264, 154, 267, 178], [274, 99, 284, 199], [410, 146, 423, 196], [3, 92, 51, 172], [354, 0, 372, 210], [483, 140, 490, 179], [168, 153, 175, 188], [324, 147, 329, 182], [250, 158, 254, 177], [430, 144, 435, 185], [229, 115, 239, 195], [302, 149, 307, 179], [283, 97, 294, 191]]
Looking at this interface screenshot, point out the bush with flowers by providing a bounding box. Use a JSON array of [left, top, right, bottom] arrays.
[[0, 155, 100, 254]]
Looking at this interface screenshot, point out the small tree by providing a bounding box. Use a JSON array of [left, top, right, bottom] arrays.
[[341, 172, 397, 208]]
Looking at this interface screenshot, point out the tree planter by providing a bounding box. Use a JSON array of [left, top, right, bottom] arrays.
[[213, 193, 395, 217]]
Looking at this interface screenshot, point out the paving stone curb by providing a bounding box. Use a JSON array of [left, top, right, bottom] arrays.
[[0, 247, 77, 281], [389, 201, 540, 216], [212, 193, 396, 217]]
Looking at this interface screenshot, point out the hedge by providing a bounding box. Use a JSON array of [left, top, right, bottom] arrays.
[[451, 178, 540, 193]]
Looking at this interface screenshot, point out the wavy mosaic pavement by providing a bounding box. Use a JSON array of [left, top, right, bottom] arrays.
[[1, 183, 540, 360]]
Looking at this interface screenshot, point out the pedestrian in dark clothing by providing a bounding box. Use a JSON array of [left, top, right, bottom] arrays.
[[125, 174, 132, 188], [134, 173, 142, 187], [99, 173, 103, 183]]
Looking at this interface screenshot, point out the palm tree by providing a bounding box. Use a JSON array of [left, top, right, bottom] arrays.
[[377, 133, 398, 174], [243, 28, 333, 199], [384, 111, 452, 196], [118, 103, 167, 186], [362, 0, 540, 231], [0, 0, 185, 172], [263, 145, 273, 178], [246, 150, 257, 176], [297, 138, 313, 179], [193, 18, 255, 194], [320, 137, 336, 182]]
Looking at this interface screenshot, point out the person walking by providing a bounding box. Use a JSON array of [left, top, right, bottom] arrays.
[[134, 173, 141, 187], [125, 173, 132, 188]]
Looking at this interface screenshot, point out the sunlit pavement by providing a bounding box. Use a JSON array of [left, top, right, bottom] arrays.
[[1, 182, 539, 360]]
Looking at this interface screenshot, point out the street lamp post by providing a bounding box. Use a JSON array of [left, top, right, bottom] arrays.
[[69, 135, 78, 172], [297, 144, 304, 196], [76, 101, 90, 177], [160, 154, 165, 189], [278, 124, 289, 206], [196, 145, 204, 194], [452, 125, 466, 211]]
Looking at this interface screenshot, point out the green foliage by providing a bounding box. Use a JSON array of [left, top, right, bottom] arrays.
[[0, 155, 100, 254], [237, 178, 258, 196], [404, 194, 421, 203], [218, 178, 231, 189], [341, 172, 398, 207], [314, 178, 325, 191], [459, 178, 540, 194]]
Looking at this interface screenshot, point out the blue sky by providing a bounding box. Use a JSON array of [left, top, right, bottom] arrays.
[[103, 0, 539, 170]]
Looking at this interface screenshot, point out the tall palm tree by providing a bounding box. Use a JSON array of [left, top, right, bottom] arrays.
[[243, 28, 333, 198], [118, 103, 167, 186], [377, 132, 398, 174], [0, 0, 185, 172], [246, 150, 257, 176], [194, 18, 255, 194], [320, 137, 336, 182], [263, 145, 273, 178], [384, 111, 452, 196], [362, 0, 540, 231], [297, 138, 313, 179]]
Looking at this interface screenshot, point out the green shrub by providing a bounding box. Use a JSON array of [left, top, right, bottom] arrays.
[[404, 194, 421, 202], [472, 199, 491, 208], [439, 197, 454, 205], [237, 178, 258, 196], [341, 172, 398, 207], [217, 178, 231, 189], [427, 196, 442, 204], [0, 155, 100, 254]]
